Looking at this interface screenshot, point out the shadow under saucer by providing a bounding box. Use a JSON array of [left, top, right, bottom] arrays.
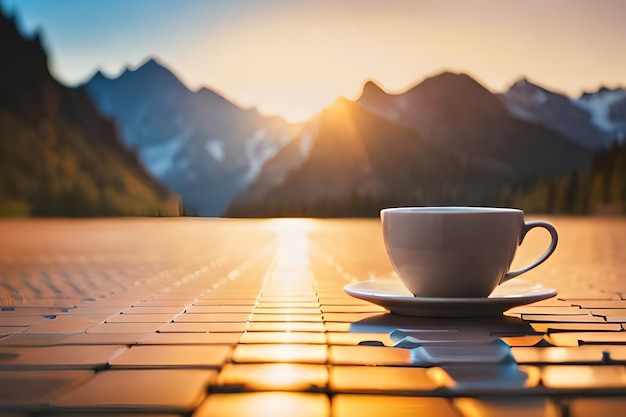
[[348, 313, 541, 393]]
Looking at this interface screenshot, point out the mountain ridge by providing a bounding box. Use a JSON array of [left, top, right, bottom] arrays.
[[499, 78, 624, 148], [356, 71, 591, 178], [227, 96, 521, 217], [0, 12, 180, 216], [84, 58, 298, 216], [228, 72, 593, 217]]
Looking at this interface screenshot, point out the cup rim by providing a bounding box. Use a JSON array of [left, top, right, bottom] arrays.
[[380, 206, 523, 215]]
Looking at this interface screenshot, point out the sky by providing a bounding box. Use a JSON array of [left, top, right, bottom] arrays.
[[2, 0, 626, 122]]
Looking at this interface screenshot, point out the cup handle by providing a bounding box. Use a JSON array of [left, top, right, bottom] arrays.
[[501, 221, 558, 283]]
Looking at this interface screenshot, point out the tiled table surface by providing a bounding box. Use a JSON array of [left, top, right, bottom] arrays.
[[1, 218, 626, 416]]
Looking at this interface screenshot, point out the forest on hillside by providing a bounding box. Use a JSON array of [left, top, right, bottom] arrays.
[[231, 140, 626, 218], [505, 139, 626, 215]]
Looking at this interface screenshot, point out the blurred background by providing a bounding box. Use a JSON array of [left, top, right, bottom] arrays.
[[1, 0, 625, 218]]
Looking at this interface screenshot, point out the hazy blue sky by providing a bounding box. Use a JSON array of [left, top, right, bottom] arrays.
[[2, 0, 625, 121]]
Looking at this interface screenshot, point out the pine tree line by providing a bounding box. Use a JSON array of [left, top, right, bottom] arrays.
[[505, 139, 626, 215]]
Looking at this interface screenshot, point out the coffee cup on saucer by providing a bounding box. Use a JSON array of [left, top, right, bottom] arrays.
[[380, 207, 558, 298]]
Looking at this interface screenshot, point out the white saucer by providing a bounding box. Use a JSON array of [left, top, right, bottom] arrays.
[[343, 279, 557, 317]]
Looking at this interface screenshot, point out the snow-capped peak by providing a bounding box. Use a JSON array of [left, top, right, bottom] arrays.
[[577, 88, 626, 132]]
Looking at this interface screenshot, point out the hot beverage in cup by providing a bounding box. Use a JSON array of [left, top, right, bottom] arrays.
[[381, 207, 558, 298]]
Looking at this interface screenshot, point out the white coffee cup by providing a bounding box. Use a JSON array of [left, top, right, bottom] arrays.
[[381, 207, 558, 298]]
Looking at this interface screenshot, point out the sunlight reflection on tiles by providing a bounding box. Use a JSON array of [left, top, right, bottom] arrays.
[[214, 363, 328, 391], [331, 395, 460, 417], [238, 332, 326, 345], [511, 346, 607, 364], [194, 392, 330, 417], [232, 344, 327, 364], [329, 366, 439, 393], [567, 398, 626, 417], [453, 397, 560, 417], [542, 365, 626, 389]]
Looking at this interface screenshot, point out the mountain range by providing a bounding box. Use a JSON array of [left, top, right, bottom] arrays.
[[227, 74, 592, 216], [85, 59, 298, 216], [3, 5, 625, 217], [500, 78, 626, 149], [83, 58, 623, 217], [227, 96, 506, 217], [0, 13, 180, 217], [358, 73, 591, 177]]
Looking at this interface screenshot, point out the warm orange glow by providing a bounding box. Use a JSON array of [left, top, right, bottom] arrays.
[[253, 364, 319, 390], [425, 367, 456, 388], [266, 218, 314, 272], [175, 2, 626, 122], [11, 1, 624, 122], [265, 218, 316, 235], [197, 392, 330, 417], [319, 97, 372, 173]]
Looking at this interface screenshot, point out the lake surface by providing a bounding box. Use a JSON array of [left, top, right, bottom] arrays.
[[0, 217, 625, 306]]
